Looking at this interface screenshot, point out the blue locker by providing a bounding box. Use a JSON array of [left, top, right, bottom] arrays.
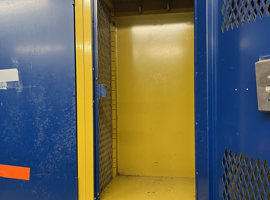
[[0, 1, 77, 199], [196, 0, 270, 199]]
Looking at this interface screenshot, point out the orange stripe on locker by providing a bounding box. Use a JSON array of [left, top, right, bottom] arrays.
[[0, 164, 30, 180]]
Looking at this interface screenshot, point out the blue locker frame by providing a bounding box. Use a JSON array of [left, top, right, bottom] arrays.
[[92, 0, 101, 199], [0, 1, 78, 200], [194, 0, 210, 200]]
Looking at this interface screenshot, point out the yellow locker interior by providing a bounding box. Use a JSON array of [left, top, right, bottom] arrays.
[[95, 1, 195, 199]]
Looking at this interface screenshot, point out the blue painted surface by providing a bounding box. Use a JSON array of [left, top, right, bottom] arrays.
[[195, 1, 210, 200], [92, 0, 100, 198], [196, 0, 270, 199], [0, 1, 77, 199], [215, 6, 270, 199]]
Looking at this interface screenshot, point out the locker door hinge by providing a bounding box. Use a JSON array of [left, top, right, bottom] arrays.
[[72, 0, 75, 5]]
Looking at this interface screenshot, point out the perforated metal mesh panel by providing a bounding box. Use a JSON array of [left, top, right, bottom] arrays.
[[222, 149, 270, 200], [222, 0, 270, 32], [98, 0, 113, 192], [111, 15, 118, 178]]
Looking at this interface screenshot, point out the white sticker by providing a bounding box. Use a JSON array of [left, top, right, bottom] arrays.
[[0, 68, 19, 83]]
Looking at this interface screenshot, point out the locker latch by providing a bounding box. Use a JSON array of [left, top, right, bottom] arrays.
[[255, 57, 270, 111]]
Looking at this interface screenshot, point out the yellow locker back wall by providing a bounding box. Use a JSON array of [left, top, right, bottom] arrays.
[[116, 13, 195, 178]]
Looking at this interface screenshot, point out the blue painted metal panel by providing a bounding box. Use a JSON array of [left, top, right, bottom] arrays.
[[196, 0, 270, 199], [195, 0, 211, 200], [215, 3, 270, 198], [92, 0, 101, 198], [0, 1, 77, 199]]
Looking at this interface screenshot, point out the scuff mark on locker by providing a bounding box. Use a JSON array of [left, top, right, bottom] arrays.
[[0, 164, 30, 180]]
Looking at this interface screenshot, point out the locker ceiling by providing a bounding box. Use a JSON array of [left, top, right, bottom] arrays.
[[104, 0, 193, 14]]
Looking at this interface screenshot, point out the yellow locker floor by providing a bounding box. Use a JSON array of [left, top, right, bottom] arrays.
[[100, 176, 195, 200]]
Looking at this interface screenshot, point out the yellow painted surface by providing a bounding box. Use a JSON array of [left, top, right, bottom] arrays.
[[117, 13, 195, 178], [75, 0, 94, 199], [101, 176, 195, 200]]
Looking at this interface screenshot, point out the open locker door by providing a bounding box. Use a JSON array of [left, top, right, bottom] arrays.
[[196, 0, 270, 199], [92, 0, 113, 199]]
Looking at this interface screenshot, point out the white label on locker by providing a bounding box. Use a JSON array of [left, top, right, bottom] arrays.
[[0, 68, 19, 82]]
